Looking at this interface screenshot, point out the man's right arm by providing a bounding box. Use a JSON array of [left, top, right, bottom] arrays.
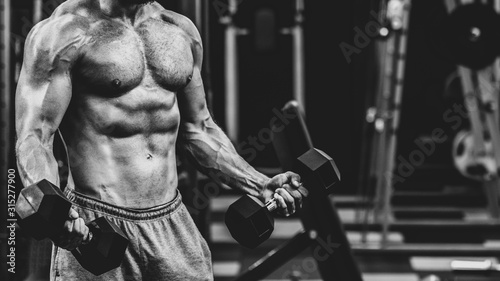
[[15, 14, 91, 250], [15, 14, 88, 189]]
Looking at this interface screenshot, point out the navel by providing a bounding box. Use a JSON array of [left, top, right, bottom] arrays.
[[112, 79, 122, 88]]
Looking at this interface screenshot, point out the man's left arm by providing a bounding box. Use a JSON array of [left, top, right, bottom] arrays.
[[176, 18, 303, 216]]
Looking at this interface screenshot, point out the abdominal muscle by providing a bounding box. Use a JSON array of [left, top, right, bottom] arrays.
[[60, 90, 181, 209], [66, 131, 179, 209]]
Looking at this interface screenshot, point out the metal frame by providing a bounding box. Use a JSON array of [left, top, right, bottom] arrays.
[[378, 0, 412, 245], [234, 230, 317, 281], [367, 0, 412, 245], [292, 0, 306, 112], [221, 0, 306, 143], [220, 0, 241, 143]]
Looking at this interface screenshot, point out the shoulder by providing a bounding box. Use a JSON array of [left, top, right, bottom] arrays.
[[52, 0, 98, 19], [23, 1, 93, 79], [26, 8, 91, 53], [26, 0, 95, 50], [148, 3, 202, 46], [25, 0, 94, 55]]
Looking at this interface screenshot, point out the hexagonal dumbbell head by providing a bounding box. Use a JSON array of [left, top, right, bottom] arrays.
[[296, 148, 341, 194], [225, 195, 274, 249], [72, 217, 129, 276], [15, 179, 72, 240]]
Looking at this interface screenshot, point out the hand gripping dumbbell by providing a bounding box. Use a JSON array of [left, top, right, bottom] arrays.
[[225, 148, 340, 249], [15, 179, 129, 276]]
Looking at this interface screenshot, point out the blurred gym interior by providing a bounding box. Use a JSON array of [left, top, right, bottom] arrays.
[[1, 0, 500, 280]]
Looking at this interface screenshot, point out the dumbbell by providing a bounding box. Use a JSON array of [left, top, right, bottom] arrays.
[[15, 179, 129, 276], [225, 148, 340, 249], [224, 187, 308, 249]]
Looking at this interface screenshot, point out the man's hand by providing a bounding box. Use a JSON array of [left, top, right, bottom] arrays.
[[263, 171, 306, 217], [53, 208, 90, 251]]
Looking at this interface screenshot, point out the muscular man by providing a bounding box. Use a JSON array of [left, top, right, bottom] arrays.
[[15, 0, 304, 280]]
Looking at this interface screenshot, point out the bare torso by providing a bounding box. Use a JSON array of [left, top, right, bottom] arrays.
[[58, 1, 194, 207]]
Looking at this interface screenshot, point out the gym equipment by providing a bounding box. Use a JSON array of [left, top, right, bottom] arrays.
[[451, 259, 500, 271], [15, 179, 129, 276], [444, 3, 500, 70], [225, 194, 277, 249], [446, 0, 500, 219], [272, 100, 313, 172], [358, 0, 412, 245], [451, 67, 497, 182], [225, 148, 336, 249], [232, 101, 363, 281], [220, 0, 305, 142], [452, 131, 496, 181], [295, 148, 341, 194], [421, 274, 441, 281], [450, 259, 500, 281]]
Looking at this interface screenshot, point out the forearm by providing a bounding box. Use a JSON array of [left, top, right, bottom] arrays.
[[16, 134, 60, 188], [181, 120, 270, 198]]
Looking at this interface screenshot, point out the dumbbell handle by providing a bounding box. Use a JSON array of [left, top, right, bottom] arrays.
[[47, 218, 95, 247], [264, 184, 309, 212], [265, 199, 279, 212], [70, 222, 98, 258], [81, 229, 94, 245]]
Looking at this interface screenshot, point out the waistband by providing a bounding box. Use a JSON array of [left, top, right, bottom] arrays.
[[63, 188, 183, 221]]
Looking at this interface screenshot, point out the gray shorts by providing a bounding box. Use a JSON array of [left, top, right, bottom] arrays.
[[50, 188, 213, 281]]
